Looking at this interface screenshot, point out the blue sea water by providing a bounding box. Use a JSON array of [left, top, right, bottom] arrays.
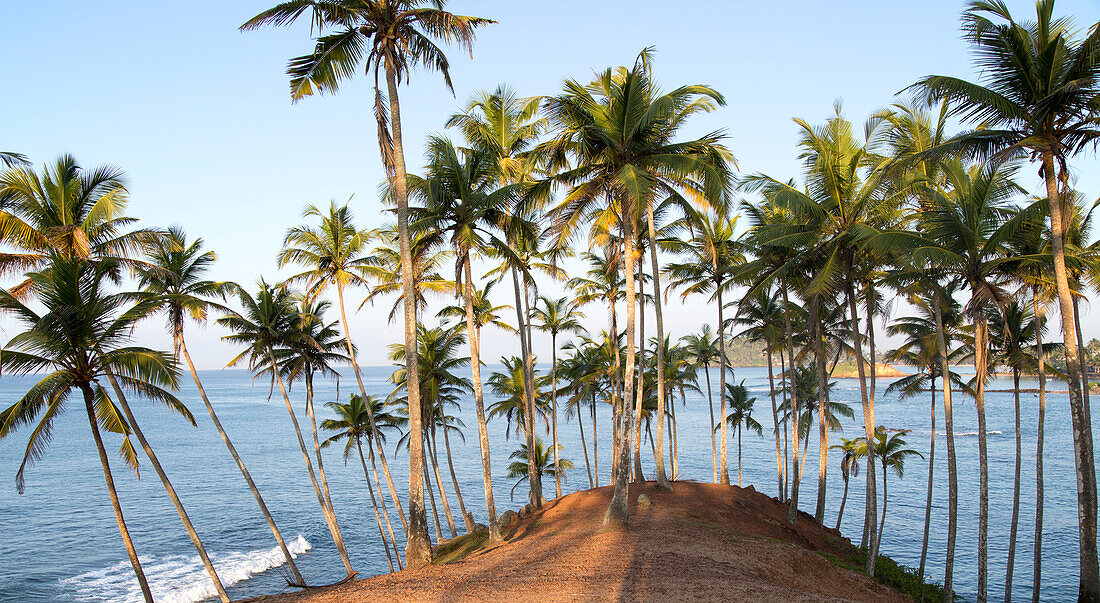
[[0, 365, 1095, 602]]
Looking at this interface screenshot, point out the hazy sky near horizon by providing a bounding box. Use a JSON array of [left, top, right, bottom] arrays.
[[3, 0, 1100, 370]]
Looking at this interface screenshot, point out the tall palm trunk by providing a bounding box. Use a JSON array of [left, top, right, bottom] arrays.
[[178, 337, 303, 584], [384, 52, 431, 568], [441, 420, 473, 533], [605, 205, 638, 526], [835, 473, 850, 531], [670, 397, 679, 479], [1006, 366, 1022, 602], [462, 258, 500, 540], [522, 276, 544, 504], [718, 284, 731, 485], [767, 348, 784, 500], [550, 331, 562, 497], [427, 426, 457, 538], [357, 439, 395, 572], [876, 464, 888, 555], [592, 396, 599, 487], [81, 384, 153, 603], [578, 400, 593, 488], [919, 375, 937, 593], [99, 373, 230, 601], [814, 302, 830, 523], [265, 349, 354, 576], [1042, 154, 1098, 599], [781, 286, 801, 522], [304, 371, 353, 567], [973, 318, 990, 602], [632, 277, 646, 482], [704, 360, 717, 483], [844, 275, 877, 575], [779, 350, 790, 499], [647, 205, 671, 489], [1033, 291, 1046, 603], [737, 423, 743, 486], [368, 439, 403, 569], [511, 267, 543, 507], [335, 281, 407, 533], [933, 297, 957, 601], [422, 443, 443, 541], [1075, 296, 1092, 412], [866, 287, 878, 422]]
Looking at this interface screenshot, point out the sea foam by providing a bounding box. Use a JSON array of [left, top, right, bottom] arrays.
[[61, 535, 311, 602]]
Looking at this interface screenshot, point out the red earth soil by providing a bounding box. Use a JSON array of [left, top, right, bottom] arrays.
[[243, 481, 909, 602]]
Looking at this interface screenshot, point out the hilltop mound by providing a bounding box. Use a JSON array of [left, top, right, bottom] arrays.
[[245, 482, 909, 602]]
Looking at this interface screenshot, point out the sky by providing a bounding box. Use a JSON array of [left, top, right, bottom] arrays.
[[2, 0, 1100, 369]]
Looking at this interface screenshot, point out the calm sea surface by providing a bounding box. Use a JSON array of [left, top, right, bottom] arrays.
[[0, 365, 1096, 602]]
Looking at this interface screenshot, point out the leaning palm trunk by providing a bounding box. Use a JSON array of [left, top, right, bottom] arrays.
[[577, 401, 594, 488], [461, 258, 500, 540], [647, 205, 671, 489], [266, 349, 354, 576], [814, 303, 830, 523], [550, 331, 562, 498], [1006, 367, 1022, 601], [422, 444, 443, 541], [511, 267, 543, 507], [605, 205, 638, 526], [779, 352, 790, 499], [767, 348, 784, 500], [1075, 295, 1091, 412], [919, 377, 937, 593], [973, 319, 990, 602], [845, 276, 877, 575], [835, 473, 850, 531], [427, 427, 457, 538], [368, 439, 403, 569], [632, 278, 646, 482], [781, 287, 801, 522], [179, 338, 303, 584], [1041, 154, 1098, 599], [718, 285, 731, 485], [1032, 291, 1046, 603], [592, 397, 599, 487], [100, 371, 230, 601], [335, 281, 408, 533], [304, 372, 355, 571], [933, 298, 957, 601], [704, 359, 717, 483], [441, 422, 473, 533], [357, 439, 395, 572], [522, 276, 544, 503], [875, 464, 888, 555], [81, 385, 153, 603], [384, 52, 432, 568]]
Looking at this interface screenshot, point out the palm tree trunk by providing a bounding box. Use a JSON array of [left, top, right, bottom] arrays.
[[462, 258, 500, 540], [368, 438, 403, 570], [522, 275, 544, 504], [384, 53, 432, 568], [577, 400, 593, 488], [427, 426, 457, 538], [835, 476, 849, 532], [647, 204, 671, 490], [1075, 295, 1092, 412], [865, 287, 878, 422], [1042, 154, 1098, 600], [705, 360, 717, 483], [719, 284, 731, 485], [844, 275, 877, 575], [737, 424, 743, 487], [814, 303, 830, 523], [781, 286, 801, 522], [265, 349, 354, 576], [1006, 367, 1022, 602], [592, 396, 599, 488], [442, 420, 473, 533], [178, 337, 304, 584], [335, 281, 408, 534], [671, 396, 679, 480], [876, 464, 887, 556], [767, 348, 784, 501], [932, 295, 957, 601], [422, 442, 443, 541], [605, 204, 637, 527], [919, 375, 936, 593], [779, 351, 790, 500], [551, 332, 562, 498], [1033, 291, 1046, 603], [81, 384, 153, 603], [632, 279, 646, 483], [357, 440, 395, 572], [304, 372, 355, 569], [511, 266, 543, 507], [974, 318, 990, 603]]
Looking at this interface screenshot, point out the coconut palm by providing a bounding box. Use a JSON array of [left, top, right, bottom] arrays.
[[911, 4, 1100, 593], [218, 281, 354, 576], [0, 151, 27, 168], [487, 356, 552, 439], [321, 394, 403, 572], [680, 326, 723, 483], [139, 227, 305, 584], [532, 295, 586, 497], [862, 427, 922, 557], [0, 257, 204, 603], [721, 380, 762, 487], [278, 201, 408, 535], [831, 437, 863, 532], [242, 0, 493, 566], [436, 280, 513, 344], [361, 224, 454, 323], [506, 437, 573, 502]]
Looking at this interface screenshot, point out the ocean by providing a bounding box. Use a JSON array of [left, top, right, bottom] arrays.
[[0, 365, 1094, 602]]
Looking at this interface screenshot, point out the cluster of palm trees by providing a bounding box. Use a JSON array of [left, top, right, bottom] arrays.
[[3, 0, 1100, 601]]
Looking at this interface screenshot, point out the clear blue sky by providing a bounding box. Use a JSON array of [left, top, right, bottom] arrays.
[[2, 1, 1099, 368]]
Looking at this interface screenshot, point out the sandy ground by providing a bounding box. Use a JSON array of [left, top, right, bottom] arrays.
[[243, 481, 909, 602]]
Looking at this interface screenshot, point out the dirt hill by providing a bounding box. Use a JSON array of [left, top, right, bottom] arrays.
[[245, 482, 911, 602]]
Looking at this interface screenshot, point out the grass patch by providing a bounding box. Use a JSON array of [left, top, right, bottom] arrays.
[[818, 549, 953, 601], [433, 531, 490, 564]]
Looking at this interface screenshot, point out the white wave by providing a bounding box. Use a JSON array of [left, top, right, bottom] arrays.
[[61, 535, 311, 602], [950, 430, 1003, 436]]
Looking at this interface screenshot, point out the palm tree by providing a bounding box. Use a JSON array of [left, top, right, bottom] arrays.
[[665, 208, 744, 487], [506, 437, 573, 502], [532, 295, 586, 497], [860, 427, 922, 557], [0, 257, 202, 603], [218, 281, 354, 577], [321, 394, 403, 572], [680, 326, 723, 483], [140, 227, 305, 584], [0, 151, 28, 168], [721, 380, 762, 487], [242, 0, 493, 567], [278, 201, 408, 536], [831, 437, 862, 532], [362, 224, 454, 323], [487, 356, 552, 439], [911, 4, 1100, 593]]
